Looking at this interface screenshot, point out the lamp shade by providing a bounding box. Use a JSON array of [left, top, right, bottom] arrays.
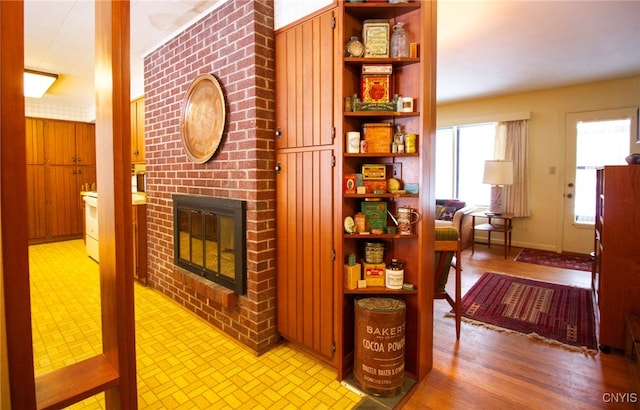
[[483, 160, 513, 186]]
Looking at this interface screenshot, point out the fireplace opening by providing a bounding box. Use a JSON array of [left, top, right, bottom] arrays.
[[173, 194, 246, 294]]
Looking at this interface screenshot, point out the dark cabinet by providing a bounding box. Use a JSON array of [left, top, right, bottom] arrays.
[[594, 166, 640, 350], [25, 118, 96, 243]]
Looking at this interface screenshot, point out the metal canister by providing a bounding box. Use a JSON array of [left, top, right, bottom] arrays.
[[364, 242, 384, 264], [354, 213, 366, 233], [397, 207, 420, 235], [405, 133, 416, 153], [354, 297, 406, 397]]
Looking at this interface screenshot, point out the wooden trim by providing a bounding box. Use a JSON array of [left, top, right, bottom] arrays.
[[415, 0, 438, 381], [95, 1, 138, 407], [1, 2, 38, 408], [35, 355, 119, 410]]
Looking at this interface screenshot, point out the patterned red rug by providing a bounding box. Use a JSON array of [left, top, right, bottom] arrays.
[[460, 272, 597, 353], [515, 248, 592, 272]]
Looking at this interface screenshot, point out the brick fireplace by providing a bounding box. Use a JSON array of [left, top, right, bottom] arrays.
[[143, 0, 277, 354]]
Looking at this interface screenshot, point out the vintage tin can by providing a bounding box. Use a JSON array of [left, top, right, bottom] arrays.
[[396, 207, 420, 235], [362, 123, 392, 153], [354, 297, 405, 397], [364, 242, 384, 263], [347, 131, 360, 153], [405, 133, 416, 153], [354, 213, 366, 233]]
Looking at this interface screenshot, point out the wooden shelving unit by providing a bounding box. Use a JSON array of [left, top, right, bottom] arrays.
[[335, 0, 436, 382]]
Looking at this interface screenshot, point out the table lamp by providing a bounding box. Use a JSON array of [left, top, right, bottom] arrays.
[[483, 160, 513, 215]]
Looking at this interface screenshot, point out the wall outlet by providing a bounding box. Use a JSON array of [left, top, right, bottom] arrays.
[[392, 162, 402, 179]]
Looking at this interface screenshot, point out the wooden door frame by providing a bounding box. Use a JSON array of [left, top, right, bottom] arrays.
[[1, 1, 137, 408]]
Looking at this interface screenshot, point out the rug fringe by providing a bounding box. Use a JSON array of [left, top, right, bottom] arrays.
[[444, 312, 598, 356]]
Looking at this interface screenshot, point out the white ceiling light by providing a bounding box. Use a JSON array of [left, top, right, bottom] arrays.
[[24, 69, 58, 98]]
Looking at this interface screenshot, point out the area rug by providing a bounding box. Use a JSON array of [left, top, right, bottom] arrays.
[[515, 248, 592, 272], [460, 272, 597, 353]]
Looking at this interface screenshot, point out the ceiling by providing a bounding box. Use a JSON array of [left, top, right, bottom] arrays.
[[24, 0, 640, 120]]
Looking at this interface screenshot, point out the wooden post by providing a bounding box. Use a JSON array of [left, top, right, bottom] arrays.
[[0, 1, 37, 408], [95, 1, 138, 408]]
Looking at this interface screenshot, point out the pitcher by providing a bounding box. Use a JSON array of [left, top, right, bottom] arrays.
[[396, 207, 420, 235]]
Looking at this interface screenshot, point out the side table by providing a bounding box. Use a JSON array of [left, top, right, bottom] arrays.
[[471, 212, 514, 259]]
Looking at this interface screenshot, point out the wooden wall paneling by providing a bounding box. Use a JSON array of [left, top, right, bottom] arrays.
[[302, 21, 314, 147], [317, 149, 334, 358], [274, 32, 289, 149], [275, 152, 292, 337], [46, 120, 76, 165], [48, 165, 80, 238], [26, 117, 45, 165], [26, 166, 48, 240], [318, 11, 334, 147], [26, 118, 48, 241], [275, 9, 337, 364], [276, 149, 335, 362], [75, 122, 96, 166]]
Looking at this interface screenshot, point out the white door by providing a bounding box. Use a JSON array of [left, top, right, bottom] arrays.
[[562, 107, 638, 253]]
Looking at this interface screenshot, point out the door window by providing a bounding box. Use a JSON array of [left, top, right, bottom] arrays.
[[574, 119, 630, 224]]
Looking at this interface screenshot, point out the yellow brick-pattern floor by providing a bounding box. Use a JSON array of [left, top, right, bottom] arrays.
[[29, 240, 361, 409]]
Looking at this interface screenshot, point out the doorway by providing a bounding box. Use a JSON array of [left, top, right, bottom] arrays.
[[562, 107, 638, 253]]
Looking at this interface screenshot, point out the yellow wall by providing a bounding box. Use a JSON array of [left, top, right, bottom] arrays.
[[437, 75, 640, 252]]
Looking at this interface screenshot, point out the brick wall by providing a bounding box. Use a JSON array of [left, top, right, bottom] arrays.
[[143, 0, 277, 354]]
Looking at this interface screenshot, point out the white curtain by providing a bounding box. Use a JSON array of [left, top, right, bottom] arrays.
[[494, 120, 530, 217]]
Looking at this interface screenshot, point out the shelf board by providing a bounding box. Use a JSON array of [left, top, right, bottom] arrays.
[[344, 111, 420, 117], [344, 192, 418, 198], [344, 286, 418, 295], [344, 57, 420, 66], [343, 152, 419, 158], [344, 2, 421, 20], [343, 233, 417, 239]]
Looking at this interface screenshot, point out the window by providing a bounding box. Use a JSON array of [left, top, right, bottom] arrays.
[[435, 123, 496, 205], [574, 119, 630, 223]]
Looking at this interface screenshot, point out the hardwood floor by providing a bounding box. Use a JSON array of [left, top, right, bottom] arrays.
[[402, 245, 636, 409]]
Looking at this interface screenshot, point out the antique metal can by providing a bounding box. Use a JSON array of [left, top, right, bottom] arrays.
[[364, 242, 384, 263], [397, 207, 420, 235], [405, 133, 416, 153]]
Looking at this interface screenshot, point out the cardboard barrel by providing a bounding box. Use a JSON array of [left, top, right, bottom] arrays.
[[354, 297, 406, 397]]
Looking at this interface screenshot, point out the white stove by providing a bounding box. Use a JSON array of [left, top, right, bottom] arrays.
[[82, 192, 99, 262]]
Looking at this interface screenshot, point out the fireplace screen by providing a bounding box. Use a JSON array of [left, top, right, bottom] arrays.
[[173, 195, 246, 294]]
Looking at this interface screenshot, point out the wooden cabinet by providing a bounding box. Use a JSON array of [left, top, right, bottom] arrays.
[[25, 117, 96, 243], [595, 166, 640, 350], [133, 204, 148, 284], [336, 1, 436, 381], [275, 10, 337, 364], [130, 97, 145, 163]]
